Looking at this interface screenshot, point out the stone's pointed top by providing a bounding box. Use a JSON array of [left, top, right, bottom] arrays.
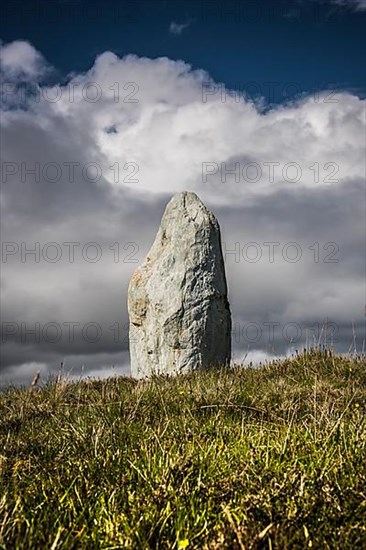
[[171, 190, 201, 202], [163, 191, 216, 226], [167, 191, 206, 208]]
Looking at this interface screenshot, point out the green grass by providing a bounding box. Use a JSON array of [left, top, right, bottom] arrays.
[[0, 349, 365, 549]]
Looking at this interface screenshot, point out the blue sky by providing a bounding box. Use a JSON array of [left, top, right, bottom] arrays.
[[1, 0, 365, 104]]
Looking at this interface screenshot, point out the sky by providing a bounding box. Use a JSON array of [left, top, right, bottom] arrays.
[[0, 0, 365, 386]]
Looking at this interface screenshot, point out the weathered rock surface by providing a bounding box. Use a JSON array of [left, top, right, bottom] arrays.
[[128, 191, 231, 378]]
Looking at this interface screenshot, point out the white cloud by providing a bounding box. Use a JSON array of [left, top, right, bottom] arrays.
[[169, 20, 192, 35], [0, 40, 48, 79], [12, 49, 361, 202], [1, 41, 365, 383], [306, 0, 366, 12], [332, 0, 366, 10]]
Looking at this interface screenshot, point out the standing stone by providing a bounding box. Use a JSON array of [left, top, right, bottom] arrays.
[[128, 191, 231, 378]]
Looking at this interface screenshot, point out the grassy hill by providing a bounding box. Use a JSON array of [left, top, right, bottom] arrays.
[[0, 349, 365, 549]]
